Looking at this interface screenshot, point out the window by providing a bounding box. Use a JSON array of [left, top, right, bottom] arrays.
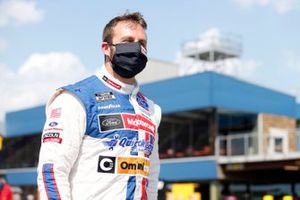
[[0, 134, 41, 169]]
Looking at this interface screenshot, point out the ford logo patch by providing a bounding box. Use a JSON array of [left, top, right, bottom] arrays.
[[49, 122, 58, 127], [98, 114, 124, 132], [102, 118, 121, 127]]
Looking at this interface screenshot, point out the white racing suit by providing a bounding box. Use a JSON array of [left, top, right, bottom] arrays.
[[37, 66, 161, 200]]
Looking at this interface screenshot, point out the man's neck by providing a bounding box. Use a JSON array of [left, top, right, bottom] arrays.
[[104, 62, 136, 85]]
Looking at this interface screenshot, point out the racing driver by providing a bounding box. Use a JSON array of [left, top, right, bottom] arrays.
[[37, 11, 161, 200]]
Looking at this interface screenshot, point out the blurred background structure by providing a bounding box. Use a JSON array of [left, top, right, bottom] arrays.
[[179, 29, 242, 76], [1, 30, 300, 200]]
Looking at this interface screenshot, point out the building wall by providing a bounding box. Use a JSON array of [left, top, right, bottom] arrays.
[[260, 113, 296, 153], [136, 59, 179, 84]]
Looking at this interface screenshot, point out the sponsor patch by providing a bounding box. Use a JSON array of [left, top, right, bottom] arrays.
[[102, 76, 121, 90], [136, 92, 149, 111], [97, 156, 149, 177], [98, 104, 121, 110], [50, 108, 62, 118], [99, 114, 124, 132], [98, 113, 156, 135], [117, 157, 149, 177], [42, 132, 62, 144], [48, 122, 58, 127], [44, 127, 63, 132], [95, 92, 116, 102], [123, 114, 155, 134], [103, 134, 154, 156], [98, 156, 116, 173]]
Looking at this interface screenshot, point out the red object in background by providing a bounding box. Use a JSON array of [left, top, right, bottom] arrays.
[[0, 182, 12, 200]]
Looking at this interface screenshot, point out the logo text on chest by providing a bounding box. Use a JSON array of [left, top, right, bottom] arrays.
[[98, 113, 156, 135], [95, 92, 116, 102]]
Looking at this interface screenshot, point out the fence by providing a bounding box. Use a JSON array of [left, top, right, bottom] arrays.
[[215, 128, 300, 158]]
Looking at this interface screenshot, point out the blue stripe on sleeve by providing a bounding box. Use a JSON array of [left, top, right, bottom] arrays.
[[42, 163, 61, 200]]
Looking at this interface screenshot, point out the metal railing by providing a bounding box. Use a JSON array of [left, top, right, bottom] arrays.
[[215, 129, 300, 158], [215, 132, 258, 157], [182, 33, 243, 58]]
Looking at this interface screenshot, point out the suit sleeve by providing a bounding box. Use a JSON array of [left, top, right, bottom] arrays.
[[37, 91, 86, 200], [147, 104, 162, 200]]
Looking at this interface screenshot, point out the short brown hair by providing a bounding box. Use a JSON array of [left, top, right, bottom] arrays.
[[102, 11, 147, 43]]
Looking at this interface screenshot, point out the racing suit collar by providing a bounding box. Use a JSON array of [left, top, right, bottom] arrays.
[[96, 65, 139, 95]]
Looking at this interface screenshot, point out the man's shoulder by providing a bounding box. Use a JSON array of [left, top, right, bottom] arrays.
[[63, 75, 106, 94], [46, 75, 104, 107]]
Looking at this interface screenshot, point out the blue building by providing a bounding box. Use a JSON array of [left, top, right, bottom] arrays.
[[1, 71, 300, 199]]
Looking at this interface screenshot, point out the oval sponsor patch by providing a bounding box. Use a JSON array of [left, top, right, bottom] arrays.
[[98, 114, 125, 132], [48, 122, 58, 127], [102, 118, 121, 127]]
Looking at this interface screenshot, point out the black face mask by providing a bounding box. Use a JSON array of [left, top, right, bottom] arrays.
[[110, 42, 148, 79]]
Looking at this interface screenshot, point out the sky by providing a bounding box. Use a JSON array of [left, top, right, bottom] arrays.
[[0, 0, 300, 121]]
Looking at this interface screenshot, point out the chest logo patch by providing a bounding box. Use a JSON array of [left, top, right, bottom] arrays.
[[98, 113, 156, 135], [95, 92, 116, 102], [99, 114, 124, 131], [136, 92, 149, 111]]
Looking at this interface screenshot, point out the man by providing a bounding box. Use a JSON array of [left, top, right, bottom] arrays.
[[37, 12, 161, 200]]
